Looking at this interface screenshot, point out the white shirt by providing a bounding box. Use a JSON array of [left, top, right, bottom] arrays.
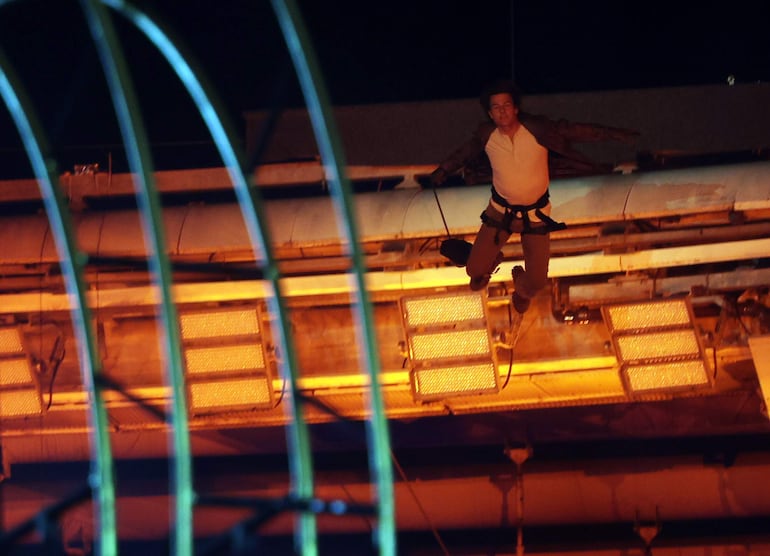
[[485, 125, 549, 206]]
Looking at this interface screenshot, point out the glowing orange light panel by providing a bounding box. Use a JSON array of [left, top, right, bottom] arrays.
[[401, 292, 498, 401], [0, 326, 42, 417], [180, 307, 273, 414], [602, 298, 711, 396]]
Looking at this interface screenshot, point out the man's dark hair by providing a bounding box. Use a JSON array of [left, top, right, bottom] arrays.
[[479, 79, 522, 111]]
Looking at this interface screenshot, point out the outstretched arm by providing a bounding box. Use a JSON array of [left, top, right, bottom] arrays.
[[551, 118, 640, 144], [429, 123, 493, 186]]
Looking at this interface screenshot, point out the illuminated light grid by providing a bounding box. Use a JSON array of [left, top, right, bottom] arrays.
[[412, 363, 498, 400], [624, 359, 710, 392], [0, 388, 42, 417], [409, 329, 491, 361], [0, 327, 24, 354], [403, 293, 485, 327], [604, 299, 691, 333], [185, 344, 265, 374], [616, 329, 700, 362], [180, 309, 260, 340], [0, 357, 34, 386], [188, 376, 273, 412], [400, 292, 498, 402]]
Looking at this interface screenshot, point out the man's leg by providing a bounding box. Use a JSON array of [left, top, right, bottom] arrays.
[[466, 206, 511, 291], [512, 230, 550, 311]]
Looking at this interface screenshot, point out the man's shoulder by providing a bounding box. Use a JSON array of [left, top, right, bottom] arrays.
[[519, 111, 555, 129], [519, 112, 563, 145]]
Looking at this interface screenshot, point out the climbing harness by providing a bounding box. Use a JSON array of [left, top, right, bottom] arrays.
[[488, 188, 567, 236]]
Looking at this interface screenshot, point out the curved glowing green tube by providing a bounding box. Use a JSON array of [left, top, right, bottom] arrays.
[[79, 1, 194, 554], [0, 46, 118, 556], [270, 1, 397, 554], [97, 1, 319, 554]]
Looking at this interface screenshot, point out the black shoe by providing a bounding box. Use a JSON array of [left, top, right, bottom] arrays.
[[470, 274, 491, 290], [440, 238, 473, 266], [511, 265, 529, 313], [512, 291, 530, 314]]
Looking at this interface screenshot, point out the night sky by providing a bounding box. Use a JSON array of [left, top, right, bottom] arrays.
[[0, 0, 768, 177]]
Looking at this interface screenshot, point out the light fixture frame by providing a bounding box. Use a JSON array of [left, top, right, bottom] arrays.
[[0, 325, 43, 417], [601, 297, 712, 397], [180, 306, 274, 415], [400, 291, 499, 402]]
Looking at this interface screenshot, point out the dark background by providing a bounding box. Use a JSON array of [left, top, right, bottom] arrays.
[[0, 0, 768, 178]]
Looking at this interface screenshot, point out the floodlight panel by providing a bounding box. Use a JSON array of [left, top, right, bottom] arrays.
[[616, 329, 701, 362], [0, 389, 42, 417], [624, 359, 710, 392], [189, 376, 272, 412], [185, 344, 265, 374], [605, 299, 691, 333], [409, 329, 491, 361], [403, 293, 485, 327], [0, 357, 33, 386], [412, 362, 498, 399], [180, 309, 260, 340], [0, 327, 24, 354]]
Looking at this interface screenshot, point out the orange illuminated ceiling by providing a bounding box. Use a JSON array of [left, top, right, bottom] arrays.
[[0, 161, 768, 447], [2, 161, 770, 553]]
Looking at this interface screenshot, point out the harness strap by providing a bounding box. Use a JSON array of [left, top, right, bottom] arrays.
[[489, 187, 567, 234], [490, 187, 550, 214], [534, 208, 567, 233], [480, 210, 510, 244]]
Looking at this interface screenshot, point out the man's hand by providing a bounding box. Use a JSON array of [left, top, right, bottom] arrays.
[[429, 167, 449, 187]]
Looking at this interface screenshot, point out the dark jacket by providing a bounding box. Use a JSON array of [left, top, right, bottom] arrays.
[[438, 112, 637, 183]]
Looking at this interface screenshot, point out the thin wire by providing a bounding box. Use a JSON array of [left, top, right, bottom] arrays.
[[389, 450, 451, 556], [500, 303, 515, 389], [431, 184, 451, 238], [46, 335, 65, 410], [274, 377, 287, 408], [417, 237, 435, 256], [498, 284, 531, 390]]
